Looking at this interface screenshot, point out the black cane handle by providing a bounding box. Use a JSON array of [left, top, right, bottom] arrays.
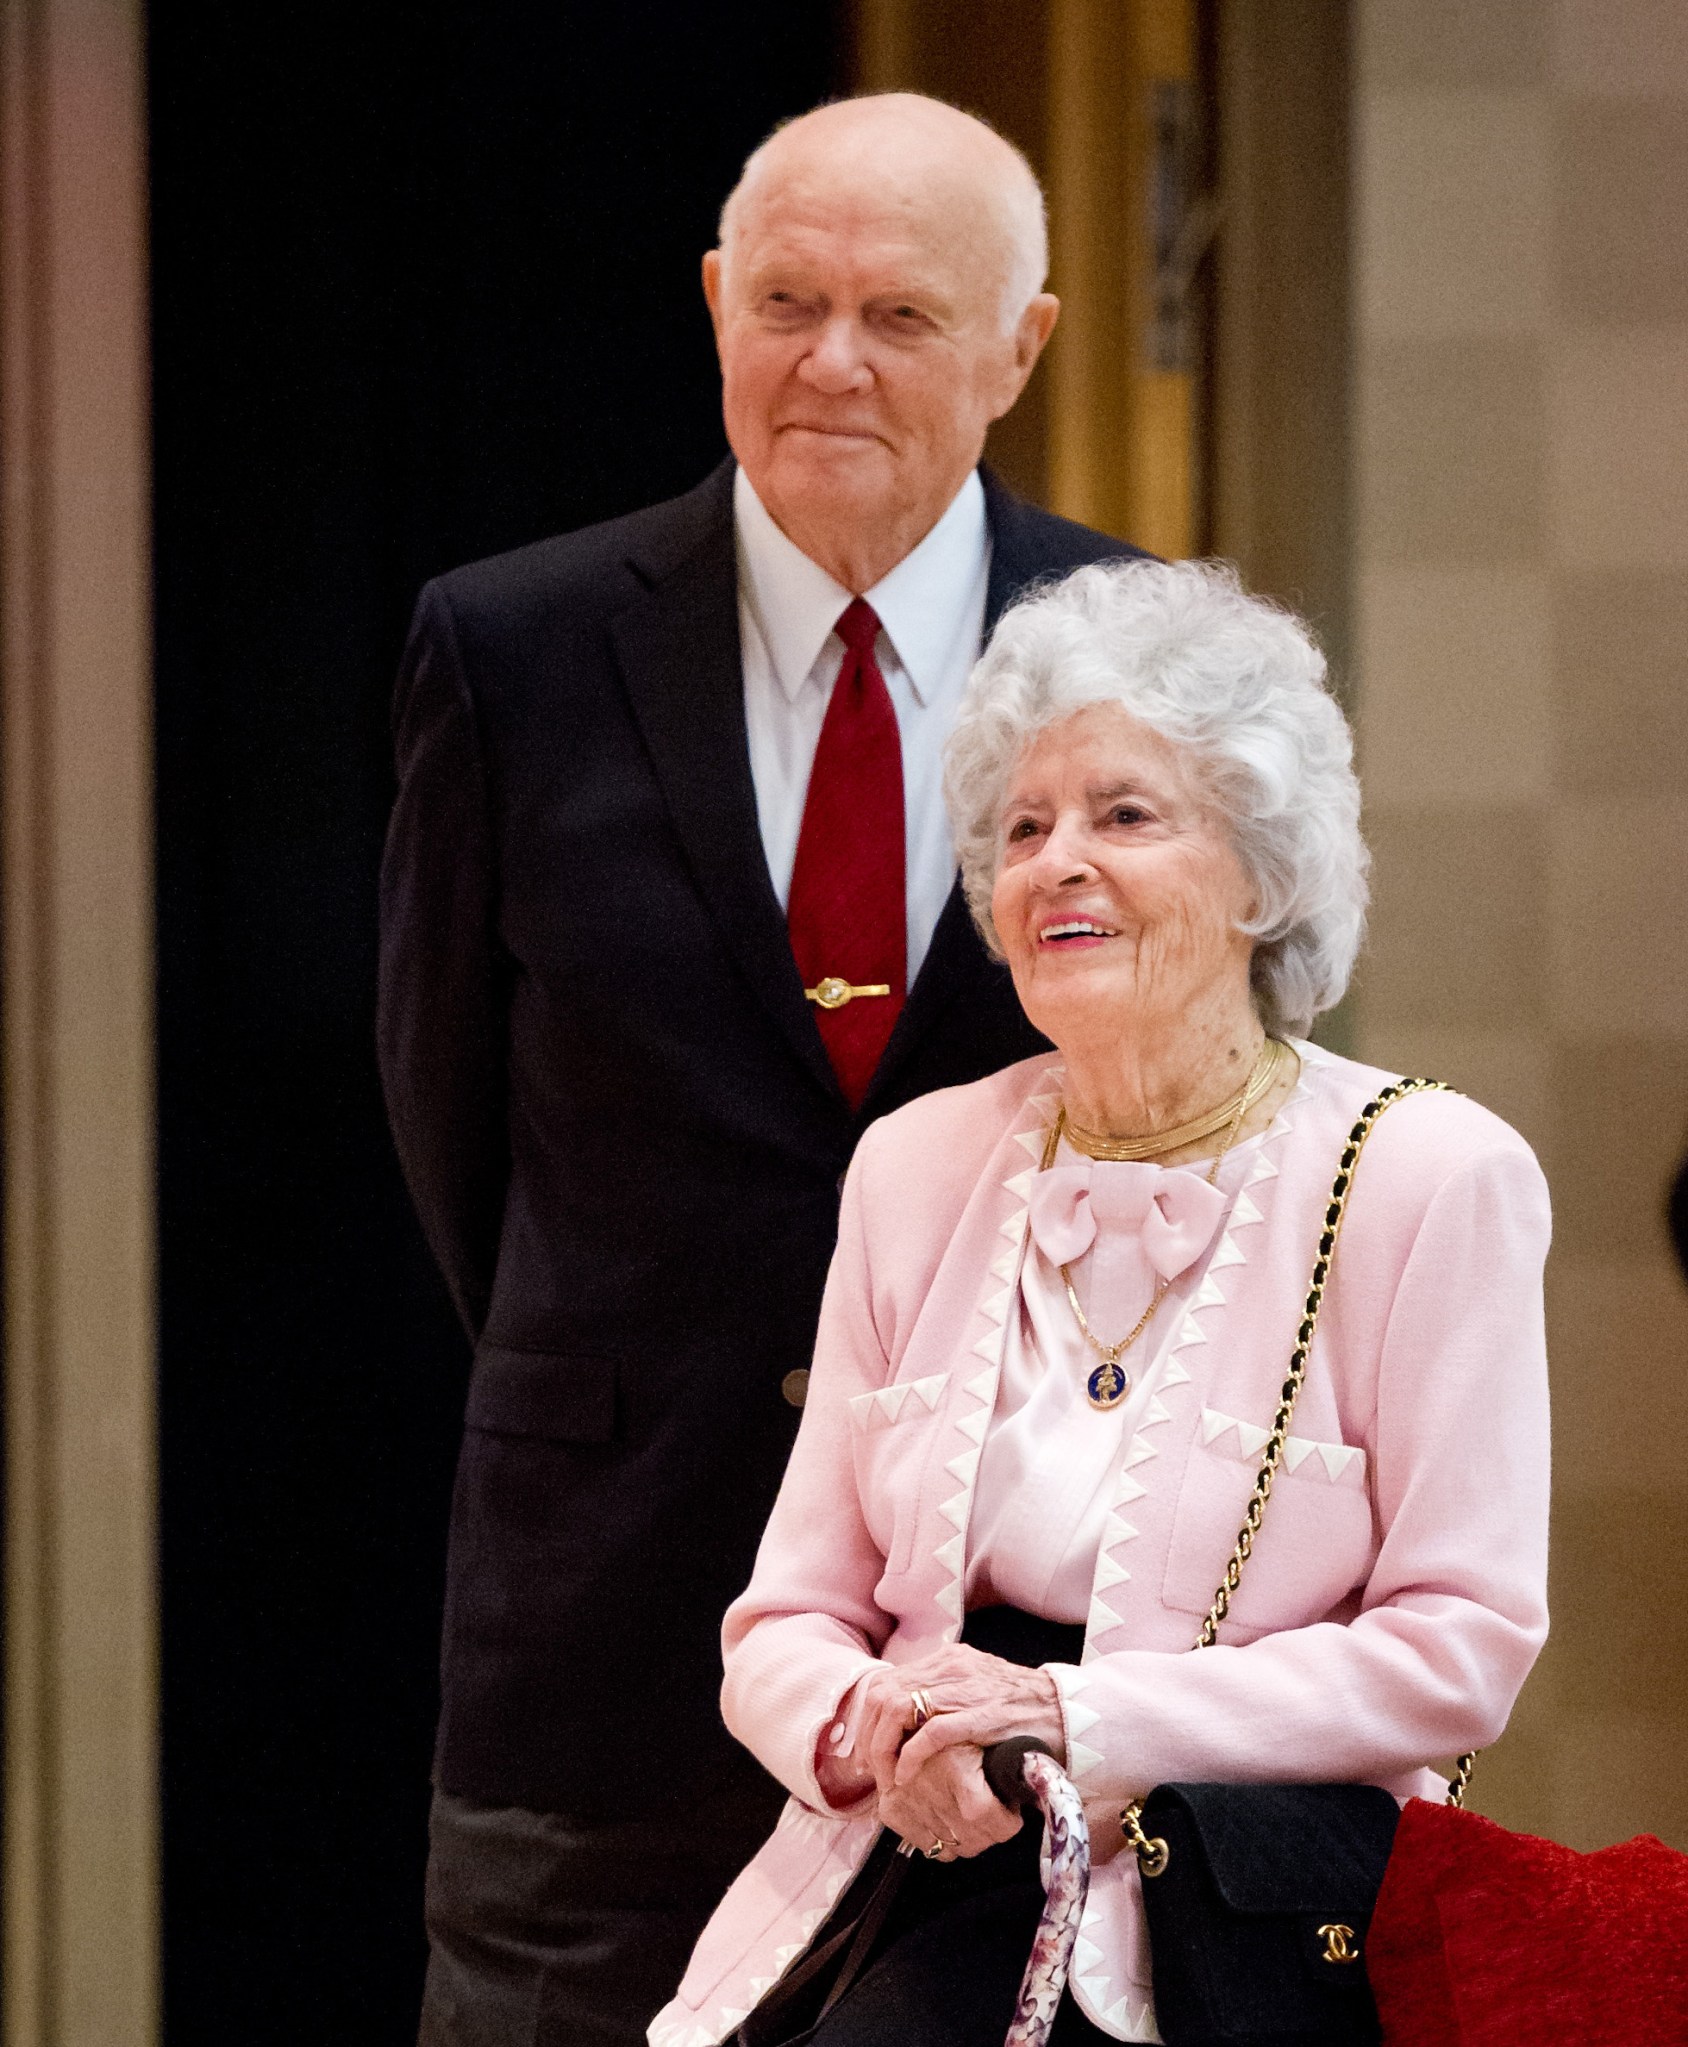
[[982, 1736, 1058, 1811]]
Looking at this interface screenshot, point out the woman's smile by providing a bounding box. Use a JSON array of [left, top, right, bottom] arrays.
[[1037, 917, 1119, 949], [991, 705, 1255, 1043]]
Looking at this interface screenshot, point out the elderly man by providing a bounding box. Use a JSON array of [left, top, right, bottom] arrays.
[[381, 92, 1144, 2047]]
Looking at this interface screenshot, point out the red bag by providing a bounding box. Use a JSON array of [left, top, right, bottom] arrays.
[[1366, 1797, 1688, 2043]]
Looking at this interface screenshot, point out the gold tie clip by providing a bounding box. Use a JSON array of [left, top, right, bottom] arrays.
[[805, 978, 892, 1010]]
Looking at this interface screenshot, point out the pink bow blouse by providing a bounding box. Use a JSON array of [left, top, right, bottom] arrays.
[[969, 1148, 1232, 1622], [1028, 1155, 1228, 1291]]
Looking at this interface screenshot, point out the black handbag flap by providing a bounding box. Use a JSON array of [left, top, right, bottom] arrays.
[[1141, 1783, 1400, 1916]]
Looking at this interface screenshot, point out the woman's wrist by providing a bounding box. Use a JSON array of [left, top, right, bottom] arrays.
[[812, 1678, 878, 1807], [1026, 1666, 1068, 1762]]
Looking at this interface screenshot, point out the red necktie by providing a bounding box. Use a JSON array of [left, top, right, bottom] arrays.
[[786, 599, 906, 1108]]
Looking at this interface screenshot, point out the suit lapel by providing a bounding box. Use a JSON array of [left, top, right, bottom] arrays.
[[981, 470, 1044, 633], [610, 468, 838, 1101]]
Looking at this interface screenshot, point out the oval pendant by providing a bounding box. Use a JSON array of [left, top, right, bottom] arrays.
[[1086, 1358, 1131, 1411]]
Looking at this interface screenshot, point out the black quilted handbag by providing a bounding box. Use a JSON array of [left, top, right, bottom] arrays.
[[1133, 1782, 1401, 2045]]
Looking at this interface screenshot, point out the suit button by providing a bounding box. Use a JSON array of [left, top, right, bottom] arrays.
[[781, 1368, 810, 1409]]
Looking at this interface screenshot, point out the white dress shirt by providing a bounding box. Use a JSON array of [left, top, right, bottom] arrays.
[[734, 466, 991, 983]]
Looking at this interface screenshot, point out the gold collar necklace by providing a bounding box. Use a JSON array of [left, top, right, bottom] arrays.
[[1037, 1037, 1291, 1412], [1060, 1037, 1288, 1164]]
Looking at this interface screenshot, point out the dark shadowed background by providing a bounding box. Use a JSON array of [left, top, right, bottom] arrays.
[[149, 7, 843, 2039]]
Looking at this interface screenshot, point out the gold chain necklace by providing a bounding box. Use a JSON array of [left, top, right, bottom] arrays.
[[1063, 1037, 1286, 1162], [1039, 1039, 1289, 1412]]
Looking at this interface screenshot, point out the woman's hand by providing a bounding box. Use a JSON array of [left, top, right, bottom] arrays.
[[890, 1654, 1066, 1787], [878, 1741, 1023, 1861], [836, 1643, 1067, 1854]]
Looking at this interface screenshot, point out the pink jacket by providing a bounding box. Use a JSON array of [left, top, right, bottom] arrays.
[[650, 1044, 1551, 2045]]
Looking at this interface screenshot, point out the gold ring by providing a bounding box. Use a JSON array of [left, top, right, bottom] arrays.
[[908, 1688, 934, 1728], [923, 1839, 947, 1860]]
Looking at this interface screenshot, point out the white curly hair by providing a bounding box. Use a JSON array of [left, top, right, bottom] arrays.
[[943, 558, 1369, 1036]]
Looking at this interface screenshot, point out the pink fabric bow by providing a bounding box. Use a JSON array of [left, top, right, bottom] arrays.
[[1028, 1160, 1228, 1336]]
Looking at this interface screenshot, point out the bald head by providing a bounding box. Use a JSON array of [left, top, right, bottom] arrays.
[[719, 94, 1048, 330]]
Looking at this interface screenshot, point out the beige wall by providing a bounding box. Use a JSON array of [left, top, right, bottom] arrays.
[[1351, 0, 1688, 1849], [1, 0, 157, 2040]]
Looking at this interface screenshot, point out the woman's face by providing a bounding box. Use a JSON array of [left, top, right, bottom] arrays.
[[990, 704, 1257, 1047]]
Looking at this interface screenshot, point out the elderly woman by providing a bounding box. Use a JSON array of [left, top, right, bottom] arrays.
[[650, 560, 1550, 2047]]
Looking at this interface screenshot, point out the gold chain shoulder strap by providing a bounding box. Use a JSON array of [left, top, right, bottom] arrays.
[[1123, 1077, 1470, 1875], [1191, 1077, 1448, 1651]]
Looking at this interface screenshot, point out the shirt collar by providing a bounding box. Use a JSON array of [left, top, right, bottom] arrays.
[[734, 467, 990, 707]]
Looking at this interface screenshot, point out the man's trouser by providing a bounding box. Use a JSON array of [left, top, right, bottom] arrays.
[[418, 1761, 787, 2047]]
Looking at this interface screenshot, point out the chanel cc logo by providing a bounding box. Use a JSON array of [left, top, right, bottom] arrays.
[[1317, 1922, 1361, 1965]]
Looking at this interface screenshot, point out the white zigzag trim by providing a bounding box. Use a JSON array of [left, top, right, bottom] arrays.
[[1107, 1996, 1163, 2042], [1085, 1593, 1123, 1636], [648, 2018, 714, 2047], [930, 1100, 1042, 1630], [944, 1446, 981, 1487], [1068, 1737, 1105, 1779], [844, 1370, 948, 1434], [1201, 1407, 1365, 1482], [954, 1404, 989, 1445], [1072, 1052, 1312, 1690]]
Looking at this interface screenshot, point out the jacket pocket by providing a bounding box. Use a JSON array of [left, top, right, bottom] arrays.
[[1160, 1413, 1375, 1635], [845, 1371, 949, 1434], [466, 1344, 617, 1443]]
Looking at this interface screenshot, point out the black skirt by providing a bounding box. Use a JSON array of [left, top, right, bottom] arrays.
[[802, 1609, 1113, 2047]]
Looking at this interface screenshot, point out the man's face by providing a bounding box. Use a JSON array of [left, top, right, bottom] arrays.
[[703, 141, 1049, 581]]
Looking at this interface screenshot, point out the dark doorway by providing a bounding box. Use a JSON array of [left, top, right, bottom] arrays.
[[149, 9, 844, 2040]]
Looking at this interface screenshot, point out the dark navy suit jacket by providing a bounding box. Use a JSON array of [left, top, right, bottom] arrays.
[[378, 459, 1140, 1819]]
